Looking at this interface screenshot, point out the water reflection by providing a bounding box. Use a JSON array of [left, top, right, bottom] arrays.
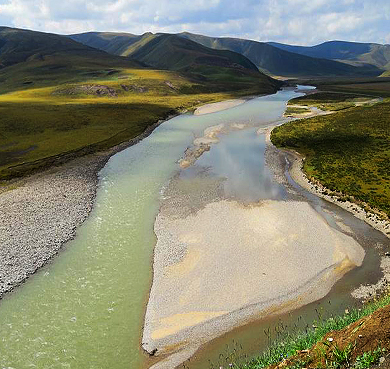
[[186, 129, 286, 202]]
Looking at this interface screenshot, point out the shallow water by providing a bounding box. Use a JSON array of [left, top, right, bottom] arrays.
[[0, 88, 303, 369], [195, 129, 287, 202]]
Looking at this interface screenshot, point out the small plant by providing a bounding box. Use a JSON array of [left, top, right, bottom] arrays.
[[320, 340, 354, 368], [330, 343, 354, 368], [354, 347, 386, 369]]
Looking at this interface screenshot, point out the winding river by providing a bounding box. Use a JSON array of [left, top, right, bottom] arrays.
[[0, 87, 387, 369]]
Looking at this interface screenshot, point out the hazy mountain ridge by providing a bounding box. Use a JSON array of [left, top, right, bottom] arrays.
[[268, 40, 390, 70], [179, 33, 383, 77]]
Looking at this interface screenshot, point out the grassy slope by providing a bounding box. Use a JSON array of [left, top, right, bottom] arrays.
[[0, 28, 280, 181], [179, 33, 382, 77], [234, 293, 390, 369], [304, 78, 390, 97], [0, 27, 143, 95], [72, 32, 276, 90], [69, 31, 143, 56], [71, 31, 382, 78], [272, 97, 390, 217], [288, 92, 375, 111], [0, 66, 275, 180]]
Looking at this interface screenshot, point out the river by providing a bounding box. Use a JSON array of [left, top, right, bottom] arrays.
[[0, 87, 387, 369]]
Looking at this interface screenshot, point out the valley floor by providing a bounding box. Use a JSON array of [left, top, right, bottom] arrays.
[[0, 116, 165, 298], [0, 96, 250, 299]]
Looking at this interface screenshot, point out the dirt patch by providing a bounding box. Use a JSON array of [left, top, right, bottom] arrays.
[[54, 84, 118, 97], [120, 84, 148, 93], [165, 81, 178, 90]]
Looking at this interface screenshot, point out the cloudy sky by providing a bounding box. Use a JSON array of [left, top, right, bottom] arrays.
[[0, 0, 389, 45]]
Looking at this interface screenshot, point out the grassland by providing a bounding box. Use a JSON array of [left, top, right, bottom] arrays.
[[272, 96, 390, 217], [287, 92, 374, 111], [0, 67, 274, 180], [284, 106, 311, 116]]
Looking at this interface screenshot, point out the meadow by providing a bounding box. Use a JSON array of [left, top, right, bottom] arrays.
[[272, 93, 390, 218], [0, 67, 270, 180]]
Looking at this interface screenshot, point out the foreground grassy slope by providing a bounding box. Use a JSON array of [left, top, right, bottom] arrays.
[[234, 292, 390, 369], [271, 95, 390, 217]]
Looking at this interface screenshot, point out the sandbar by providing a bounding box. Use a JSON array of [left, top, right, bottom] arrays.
[[194, 99, 246, 115], [143, 199, 365, 367]]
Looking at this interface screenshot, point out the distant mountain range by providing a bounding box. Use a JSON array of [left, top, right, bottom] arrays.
[[1, 26, 389, 97], [268, 40, 390, 70], [0, 27, 279, 95], [71, 31, 385, 78]]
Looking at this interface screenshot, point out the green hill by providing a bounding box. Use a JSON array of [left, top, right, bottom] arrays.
[[268, 40, 390, 71], [179, 33, 383, 78], [0, 27, 281, 180], [0, 27, 143, 93], [129, 34, 258, 71], [70, 32, 259, 71], [70, 32, 280, 93], [69, 31, 146, 56]]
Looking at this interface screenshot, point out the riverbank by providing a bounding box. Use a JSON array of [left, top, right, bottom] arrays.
[[284, 150, 390, 301], [0, 95, 249, 299], [193, 99, 246, 115], [142, 92, 371, 368], [0, 116, 169, 298], [287, 151, 390, 240]]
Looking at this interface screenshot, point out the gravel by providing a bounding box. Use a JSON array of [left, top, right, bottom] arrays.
[[0, 118, 168, 299]]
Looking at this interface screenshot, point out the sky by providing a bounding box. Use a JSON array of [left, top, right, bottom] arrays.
[[0, 0, 389, 45]]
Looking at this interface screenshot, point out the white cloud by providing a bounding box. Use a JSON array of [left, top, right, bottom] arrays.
[[0, 0, 389, 44]]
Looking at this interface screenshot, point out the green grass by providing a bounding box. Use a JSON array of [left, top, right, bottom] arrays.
[[288, 92, 373, 111], [284, 106, 311, 115], [271, 99, 390, 218], [232, 293, 390, 369], [354, 347, 385, 369], [0, 67, 273, 180]]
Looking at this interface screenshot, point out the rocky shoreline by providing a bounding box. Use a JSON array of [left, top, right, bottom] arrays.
[[0, 118, 167, 299], [285, 150, 390, 240]]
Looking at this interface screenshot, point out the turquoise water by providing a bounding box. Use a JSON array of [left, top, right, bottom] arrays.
[[0, 89, 300, 369]]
